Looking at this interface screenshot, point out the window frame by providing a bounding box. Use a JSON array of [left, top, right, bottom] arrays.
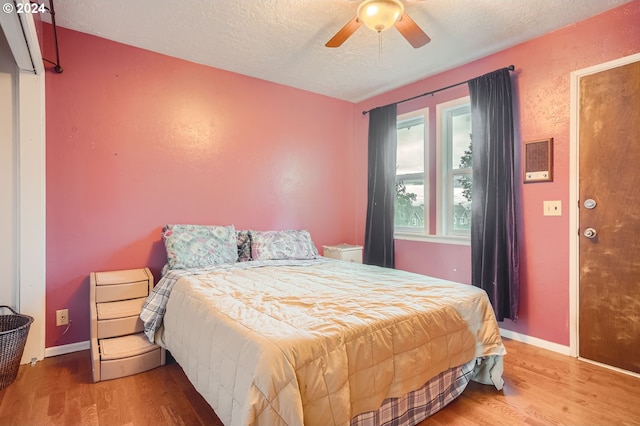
[[392, 97, 473, 246], [436, 96, 472, 240]]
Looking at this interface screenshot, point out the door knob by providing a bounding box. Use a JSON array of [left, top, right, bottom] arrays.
[[584, 228, 597, 239]]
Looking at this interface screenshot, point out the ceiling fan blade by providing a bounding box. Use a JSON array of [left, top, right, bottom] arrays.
[[325, 16, 362, 48], [394, 13, 431, 48]]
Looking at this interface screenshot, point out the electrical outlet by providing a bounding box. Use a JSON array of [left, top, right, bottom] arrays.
[[56, 309, 69, 326], [543, 200, 562, 216]]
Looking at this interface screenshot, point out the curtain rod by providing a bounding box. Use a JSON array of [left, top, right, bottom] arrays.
[[362, 65, 515, 116]]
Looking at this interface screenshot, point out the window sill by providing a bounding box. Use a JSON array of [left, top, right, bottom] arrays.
[[394, 233, 470, 246]]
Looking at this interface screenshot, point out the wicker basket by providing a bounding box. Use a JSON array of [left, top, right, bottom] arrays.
[[0, 306, 34, 391]]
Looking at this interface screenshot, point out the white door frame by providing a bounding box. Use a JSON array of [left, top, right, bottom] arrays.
[[0, 4, 46, 363], [17, 68, 46, 364], [569, 53, 640, 366]]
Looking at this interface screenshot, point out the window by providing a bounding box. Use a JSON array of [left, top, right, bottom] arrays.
[[437, 97, 472, 238], [394, 109, 427, 234], [393, 97, 472, 244]]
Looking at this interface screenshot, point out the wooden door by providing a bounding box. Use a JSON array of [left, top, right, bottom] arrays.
[[578, 60, 640, 374]]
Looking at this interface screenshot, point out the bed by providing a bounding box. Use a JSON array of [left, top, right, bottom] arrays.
[[140, 225, 506, 426]]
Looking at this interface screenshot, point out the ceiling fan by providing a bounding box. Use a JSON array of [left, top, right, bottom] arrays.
[[326, 0, 431, 48]]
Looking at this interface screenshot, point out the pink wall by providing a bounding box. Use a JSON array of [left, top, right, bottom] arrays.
[[354, 1, 640, 345], [43, 27, 357, 348]]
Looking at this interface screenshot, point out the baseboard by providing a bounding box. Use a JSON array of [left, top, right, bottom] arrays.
[[499, 328, 571, 356], [45, 340, 90, 358]]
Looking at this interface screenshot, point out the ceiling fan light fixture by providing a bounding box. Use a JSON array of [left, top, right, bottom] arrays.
[[357, 0, 404, 33]]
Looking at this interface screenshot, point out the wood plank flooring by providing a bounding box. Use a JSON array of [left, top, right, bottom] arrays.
[[420, 339, 640, 426], [0, 338, 638, 425]]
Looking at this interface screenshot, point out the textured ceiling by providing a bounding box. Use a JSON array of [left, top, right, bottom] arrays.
[[49, 0, 632, 102]]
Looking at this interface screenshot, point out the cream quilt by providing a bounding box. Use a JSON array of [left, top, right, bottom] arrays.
[[155, 259, 505, 426]]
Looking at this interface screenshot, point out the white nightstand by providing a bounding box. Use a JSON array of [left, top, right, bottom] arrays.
[[323, 244, 363, 264], [90, 268, 165, 382]]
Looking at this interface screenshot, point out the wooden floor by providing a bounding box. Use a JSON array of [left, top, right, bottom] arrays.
[[1, 338, 639, 425]]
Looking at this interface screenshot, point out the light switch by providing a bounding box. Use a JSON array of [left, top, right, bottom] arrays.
[[543, 200, 562, 216]]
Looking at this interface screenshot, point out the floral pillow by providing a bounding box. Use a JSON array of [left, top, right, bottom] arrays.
[[163, 224, 238, 270], [236, 230, 252, 262], [250, 230, 319, 261]]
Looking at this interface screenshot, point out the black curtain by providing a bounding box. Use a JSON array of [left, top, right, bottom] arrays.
[[364, 104, 397, 268], [468, 68, 519, 321]]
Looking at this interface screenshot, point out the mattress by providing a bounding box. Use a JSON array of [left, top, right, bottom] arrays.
[[141, 258, 505, 425]]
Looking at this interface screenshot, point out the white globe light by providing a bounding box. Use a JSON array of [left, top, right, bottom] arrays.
[[357, 0, 404, 32]]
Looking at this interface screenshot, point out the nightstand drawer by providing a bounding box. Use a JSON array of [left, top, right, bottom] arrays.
[[100, 346, 163, 382], [94, 268, 152, 286], [95, 281, 150, 303], [97, 315, 144, 339], [340, 249, 362, 263]]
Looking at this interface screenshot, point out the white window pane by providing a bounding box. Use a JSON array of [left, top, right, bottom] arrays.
[[395, 182, 425, 229], [396, 117, 425, 231], [450, 107, 472, 170], [397, 122, 424, 175], [450, 175, 472, 232]]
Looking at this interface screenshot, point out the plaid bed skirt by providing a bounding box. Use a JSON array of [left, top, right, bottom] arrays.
[[350, 358, 476, 426]]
